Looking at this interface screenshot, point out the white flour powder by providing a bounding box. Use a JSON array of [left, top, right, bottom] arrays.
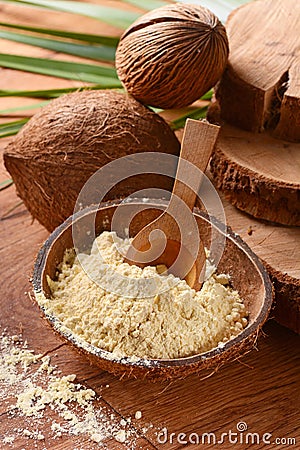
[[41, 231, 248, 359], [0, 329, 147, 448]]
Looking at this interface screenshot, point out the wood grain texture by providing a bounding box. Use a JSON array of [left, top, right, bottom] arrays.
[[216, 0, 300, 142], [0, 1, 299, 448], [0, 185, 299, 449], [209, 0, 300, 227], [85, 321, 300, 450], [175, 123, 300, 334], [209, 123, 300, 226], [0, 170, 157, 450], [222, 197, 300, 335]]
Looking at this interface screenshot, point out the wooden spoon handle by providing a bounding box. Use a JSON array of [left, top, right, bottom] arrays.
[[170, 119, 220, 212]]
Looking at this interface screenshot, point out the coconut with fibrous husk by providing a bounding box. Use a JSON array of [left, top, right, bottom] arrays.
[[4, 90, 180, 232], [115, 3, 229, 109]]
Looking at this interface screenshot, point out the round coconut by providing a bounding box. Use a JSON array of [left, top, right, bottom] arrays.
[[4, 90, 180, 232], [115, 3, 229, 109]]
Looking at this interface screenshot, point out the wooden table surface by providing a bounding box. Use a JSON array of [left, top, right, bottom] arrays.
[[0, 1, 299, 449]]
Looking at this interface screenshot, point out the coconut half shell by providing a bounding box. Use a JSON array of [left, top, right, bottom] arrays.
[[4, 90, 180, 231], [33, 200, 273, 381]]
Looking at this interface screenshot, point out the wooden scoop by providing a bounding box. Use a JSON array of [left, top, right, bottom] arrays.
[[125, 119, 220, 290]]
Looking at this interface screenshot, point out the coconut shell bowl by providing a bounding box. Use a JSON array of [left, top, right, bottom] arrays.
[[33, 200, 273, 381]]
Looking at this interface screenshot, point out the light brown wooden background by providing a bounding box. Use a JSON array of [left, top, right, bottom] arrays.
[[0, 1, 299, 449]]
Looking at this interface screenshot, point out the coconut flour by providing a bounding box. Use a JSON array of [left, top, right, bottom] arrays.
[[39, 231, 248, 360], [0, 329, 149, 448]]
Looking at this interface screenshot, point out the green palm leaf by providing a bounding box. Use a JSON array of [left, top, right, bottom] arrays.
[[1, 0, 140, 29], [0, 30, 116, 62], [122, 0, 167, 10], [180, 0, 245, 22], [0, 22, 118, 47], [0, 85, 120, 98], [0, 53, 122, 85], [171, 106, 209, 131], [0, 100, 50, 114], [0, 118, 29, 138], [0, 178, 14, 191], [0, 0, 248, 141]]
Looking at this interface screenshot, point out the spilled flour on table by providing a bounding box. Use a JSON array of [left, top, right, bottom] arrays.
[[0, 328, 151, 448]]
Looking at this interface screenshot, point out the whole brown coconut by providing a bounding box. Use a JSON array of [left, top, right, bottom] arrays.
[[115, 3, 229, 109], [4, 90, 180, 231]]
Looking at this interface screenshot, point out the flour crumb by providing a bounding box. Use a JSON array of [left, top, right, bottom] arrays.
[[3, 436, 15, 444], [115, 429, 127, 443], [0, 329, 145, 449], [135, 410, 142, 420]]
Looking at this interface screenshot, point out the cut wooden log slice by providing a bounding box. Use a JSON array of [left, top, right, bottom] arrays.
[[175, 128, 299, 335], [222, 196, 300, 335], [209, 123, 300, 226], [216, 0, 300, 142]]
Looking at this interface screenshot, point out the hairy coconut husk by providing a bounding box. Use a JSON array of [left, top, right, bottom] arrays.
[[115, 3, 229, 109], [4, 90, 180, 231]]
